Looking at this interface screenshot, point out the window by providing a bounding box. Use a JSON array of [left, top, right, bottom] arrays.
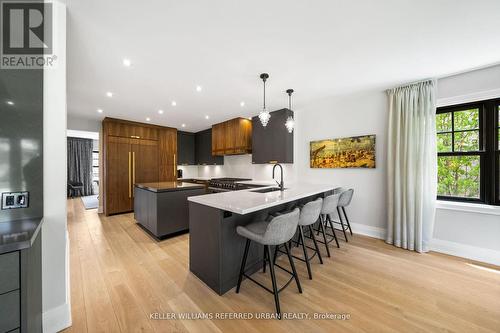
[[436, 98, 499, 205]]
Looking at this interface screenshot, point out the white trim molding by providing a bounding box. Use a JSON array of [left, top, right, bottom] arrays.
[[350, 222, 386, 239], [436, 88, 500, 107], [350, 222, 500, 266], [436, 200, 500, 216], [430, 238, 500, 267], [43, 301, 72, 333]]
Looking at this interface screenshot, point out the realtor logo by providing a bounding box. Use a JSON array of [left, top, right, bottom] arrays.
[[1, 1, 56, 68]]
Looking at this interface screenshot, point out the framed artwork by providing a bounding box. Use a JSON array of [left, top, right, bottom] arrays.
[[310, 135, 376, 168]]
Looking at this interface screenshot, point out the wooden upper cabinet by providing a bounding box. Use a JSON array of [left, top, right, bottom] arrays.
[[212, 118, 252, 156], [103, 118, 159, 140], [212, 122, 226, 156]]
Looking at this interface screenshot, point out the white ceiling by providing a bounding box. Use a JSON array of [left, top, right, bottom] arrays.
[[66, 0, 500, 132]]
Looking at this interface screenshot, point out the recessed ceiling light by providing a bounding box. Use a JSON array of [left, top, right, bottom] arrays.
[[6, 100, 14, 105], [97, 108, 103, 113], [106, 92, 113, 97], [171, 101, 177, 106], [122, 58, 131, 67], [240, 101, 245, 107], [158, 109, 164, 114], [146, 117, 151, 122], [181, 123, 186, 128], [205, 115, 209, 119], [196, 85, 202, 92]]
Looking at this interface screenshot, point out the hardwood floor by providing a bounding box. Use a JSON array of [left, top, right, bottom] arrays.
[[64, 198, 500, 333]]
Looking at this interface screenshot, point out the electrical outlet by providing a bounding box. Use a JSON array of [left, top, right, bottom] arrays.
[[1, 192, 29, 209]]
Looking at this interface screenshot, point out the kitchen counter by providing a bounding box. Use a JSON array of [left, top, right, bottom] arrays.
[[135, 181, 205, 193], [188, 183, 336, 214], [188, 183, 334, 295], [0, 217, 43, 254], [134, 183, 206, 238]]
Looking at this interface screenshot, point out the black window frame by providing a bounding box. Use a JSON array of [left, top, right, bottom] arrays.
[[436, 98, 500, 205]]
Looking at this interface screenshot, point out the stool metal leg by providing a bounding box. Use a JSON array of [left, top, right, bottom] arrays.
[[308, 225, 323, 264], [236, 239, 251, 293], [318, 215, 331, 257], [342, 207, 353, 236], [298, 226, 312, 279], [262, 247, 267, 273], [284, 243, 302, 293], [272, 245, 278, 266], [326, 215, 340, 248], [336, 207, 349, 242], [266, 245, 281, 318]]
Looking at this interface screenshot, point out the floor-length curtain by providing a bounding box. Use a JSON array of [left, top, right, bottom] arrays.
[[386, 80, 437, 253], [67, 137, 94, 196]]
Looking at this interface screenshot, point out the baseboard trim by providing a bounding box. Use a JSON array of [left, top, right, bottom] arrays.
[[349, 222, 500, 266], [430, 238, 500, 266], [43, 301, 71, 333], [350, 222, 386, 239]]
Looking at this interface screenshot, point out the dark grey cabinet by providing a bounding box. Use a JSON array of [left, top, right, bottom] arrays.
[[195, 129, 224, 165], [252, 108, 294, 164], [0, 230, 42, 333], [135, 186, 206, 238], [177, 131, 196, 165]]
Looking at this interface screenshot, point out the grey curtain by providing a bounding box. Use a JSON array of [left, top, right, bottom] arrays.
[[386, 80, 437, 253], [67, 137, 94, 196]]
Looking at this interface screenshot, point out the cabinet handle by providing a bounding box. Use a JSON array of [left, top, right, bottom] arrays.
[[128, 151, 132, 198], [132, 151, 136, 197]]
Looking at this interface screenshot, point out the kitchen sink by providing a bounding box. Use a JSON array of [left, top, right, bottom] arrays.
[[251, 187, 286, 193]]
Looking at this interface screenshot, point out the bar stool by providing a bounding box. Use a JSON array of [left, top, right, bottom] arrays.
[[328, 188, 354, 241], [236, 208, 302, 319], [274, 198, 324, 280], [313, 193, 341, 256]]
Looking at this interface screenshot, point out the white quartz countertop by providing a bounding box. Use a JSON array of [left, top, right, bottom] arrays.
[[235, 180, 277, 186], [188, 183, 335, 214]]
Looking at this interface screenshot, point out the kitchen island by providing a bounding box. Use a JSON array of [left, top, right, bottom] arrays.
[[135, 182, 206, 238], [188, 183, 335, 295]]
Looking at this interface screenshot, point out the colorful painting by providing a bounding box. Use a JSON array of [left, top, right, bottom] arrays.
[[310, 135, 376, 168]]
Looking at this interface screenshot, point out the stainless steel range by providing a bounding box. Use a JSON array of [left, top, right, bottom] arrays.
[[207, 178, 252, 192]]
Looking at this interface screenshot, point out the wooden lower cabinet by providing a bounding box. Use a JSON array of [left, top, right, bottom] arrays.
[[103, 118, 177, 216]]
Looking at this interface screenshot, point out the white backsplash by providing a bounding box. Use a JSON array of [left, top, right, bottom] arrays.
[[178, 165, 199, 179], [196, 154, 296, 182]]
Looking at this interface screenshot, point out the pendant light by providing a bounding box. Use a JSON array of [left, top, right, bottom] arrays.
[[258, 73, 271, 127], [285, 89, 295, 133]]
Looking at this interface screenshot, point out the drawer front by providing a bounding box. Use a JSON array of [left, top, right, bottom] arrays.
[[0, 289, 20, 333], [0, 252, 19, 294]]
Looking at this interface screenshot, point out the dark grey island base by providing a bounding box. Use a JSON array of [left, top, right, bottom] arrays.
[[0, 217, 43, 333], [134, 182, 206, 239], [189, 189, 333, 295]]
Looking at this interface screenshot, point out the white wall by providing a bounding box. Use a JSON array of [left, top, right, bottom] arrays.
[[295, 91, 388, 233], [43, 2, 71, 332], [432, 64, 500, 264], [67, 114, 101, 132]]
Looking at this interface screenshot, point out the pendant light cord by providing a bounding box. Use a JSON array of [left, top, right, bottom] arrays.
[[263, 79, 266, 109]]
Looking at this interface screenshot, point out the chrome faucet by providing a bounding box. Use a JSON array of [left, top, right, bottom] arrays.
[[272, 163, 284, 191]]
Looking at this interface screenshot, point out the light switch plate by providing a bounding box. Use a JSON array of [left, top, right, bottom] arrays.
[[1, 192, 29, 210]]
